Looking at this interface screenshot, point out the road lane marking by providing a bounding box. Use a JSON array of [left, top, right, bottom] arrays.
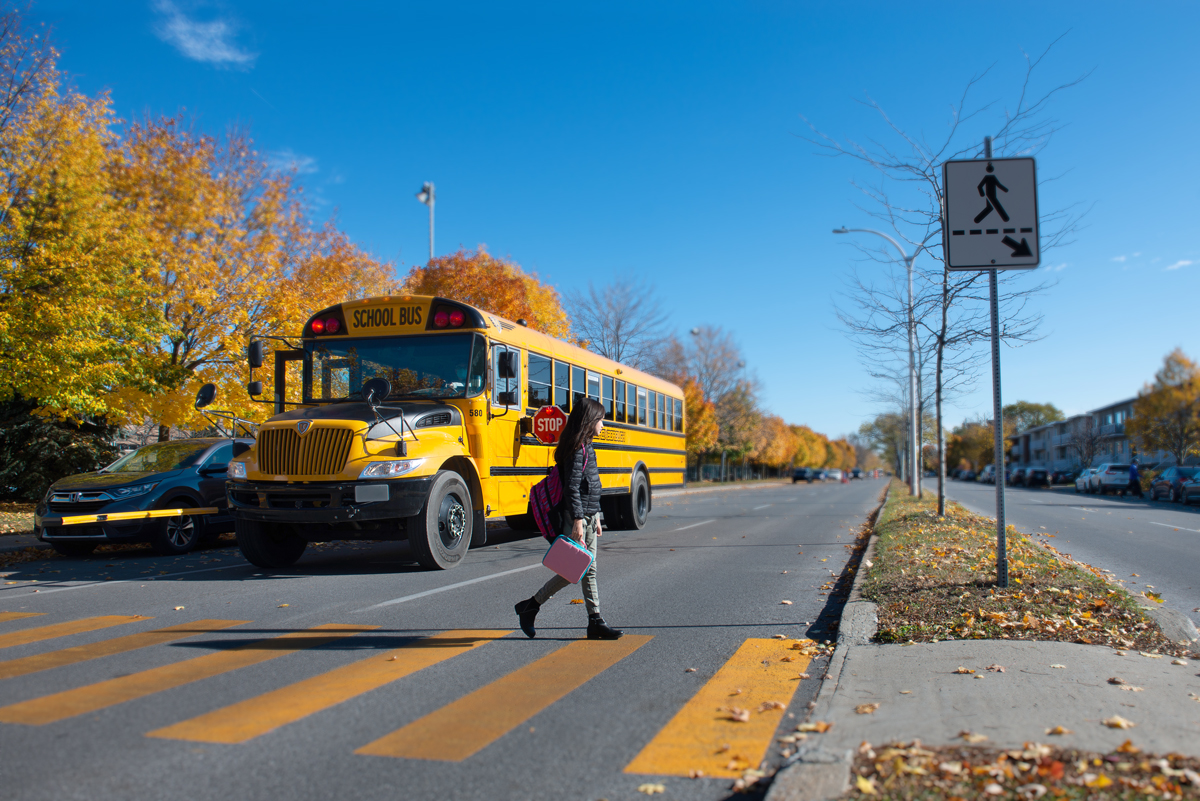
[[624, 638, 811, 778], [0, 563, 248, 597], [0, 612, 45, 623], [0, 615, 147, 651], [0, 619, 247, 680], [0, 623, 375, 725], [356, 635, 652, 761], [356, 563, 542, 612], [673, 520, 716, 532], [1151, 522, 1200, 533], [148, 629, 511, 744], [1070, 507, 1098, 513], [752, 505, 773, 510]]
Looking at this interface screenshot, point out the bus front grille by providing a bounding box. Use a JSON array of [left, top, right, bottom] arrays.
[[258, 427, 354, 476]]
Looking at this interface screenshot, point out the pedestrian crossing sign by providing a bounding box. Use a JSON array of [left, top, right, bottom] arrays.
[[942, 157, 1040, 271]]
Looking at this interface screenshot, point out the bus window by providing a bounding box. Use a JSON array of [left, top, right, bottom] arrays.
[[637, 387, 647, 426], [587, 372, 601, 402], [628, 383, 638, 424], [648, 391, 658, 429], [674, 397, 684, 432], [658, 393, 666, 429], [573, 366, 586, 407], [615, 380, 626, 423], [491, 345, 522, 407], [664, 396, 673, 431], [528, 353, 552, 409], [602, 376, 614, 420], [554, 361, 570, 411]]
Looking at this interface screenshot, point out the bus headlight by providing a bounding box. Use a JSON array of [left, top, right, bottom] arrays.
[[227, 462, 247, 479], [359, 459, 425, 479]]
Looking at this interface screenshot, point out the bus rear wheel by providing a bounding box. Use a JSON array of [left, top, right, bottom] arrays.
[[408, 471, 472, 570], [236, 518, 307, 569], [613, 472, 650, 530]]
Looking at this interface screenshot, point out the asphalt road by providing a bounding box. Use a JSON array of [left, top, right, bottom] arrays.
[[943, 479, 1200, 632], [0, 479, 883, 801]]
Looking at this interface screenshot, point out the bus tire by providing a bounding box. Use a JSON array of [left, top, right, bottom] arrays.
[[408, 471, 472, 570], [615, 471, 651, 531], [236, 518, 307, 569]]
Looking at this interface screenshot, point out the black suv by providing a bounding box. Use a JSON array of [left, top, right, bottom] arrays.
[[34, 438, 251, 557]]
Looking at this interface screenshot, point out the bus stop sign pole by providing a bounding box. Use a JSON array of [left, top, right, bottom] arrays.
[[986, 137, 1008, 588]]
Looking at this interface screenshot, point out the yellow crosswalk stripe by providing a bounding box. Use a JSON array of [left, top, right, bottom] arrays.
[[357, 635, 652, 761], [0, 623, 376, 725], [148, 629, 511, 744], [0, 613, 45, 624], [623, 638, 811, 778], [0, 615, 147, 650], [0, 620, 248, 680]]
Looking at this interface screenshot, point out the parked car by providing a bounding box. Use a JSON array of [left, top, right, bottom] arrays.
[[814, 470, 828, 481], [1150, 466, 1200, 502], [826, 469, 844, 481], [962, 469, 977, 481], [1181, 475, 1200, 505], [1088, 463, 1132, 495], [1051, 470, 1076, 485], [850, 468, 864, 479], [1075, 468, 1097, 493], [1025, 468, 1050, 488], [977, 465, 995, 484], [1010, 467, 1029, 486], [33, 437, 251, 558], [792, 467, 816, 484]]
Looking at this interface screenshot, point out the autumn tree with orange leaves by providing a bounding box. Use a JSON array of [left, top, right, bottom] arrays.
[[402, 247, 571, 339]]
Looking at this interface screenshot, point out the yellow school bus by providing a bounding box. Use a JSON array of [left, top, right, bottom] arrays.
[[226, 294, 686, 570]]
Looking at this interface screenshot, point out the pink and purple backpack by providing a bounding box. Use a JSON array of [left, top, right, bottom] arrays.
[[529, 447, 587, 541]]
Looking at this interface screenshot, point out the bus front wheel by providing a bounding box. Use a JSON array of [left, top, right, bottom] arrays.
[[614, 472, 651, 530], [236, 519, 307, 569], [408, 471, 472, 570]]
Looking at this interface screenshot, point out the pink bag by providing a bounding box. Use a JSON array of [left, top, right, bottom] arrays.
[[542, 535, 594, 583]]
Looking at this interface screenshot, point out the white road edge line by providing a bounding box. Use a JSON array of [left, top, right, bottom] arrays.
[[4, 563, 246, 596], [672, 519, 716, 532], [356, 563, 542, 612], [1150, 521, 1200, 534], [752, 504, 773, 510]]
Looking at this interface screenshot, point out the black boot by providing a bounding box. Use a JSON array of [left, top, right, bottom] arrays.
[[514, 597, 541, 638], [587, 614, 623, 640]]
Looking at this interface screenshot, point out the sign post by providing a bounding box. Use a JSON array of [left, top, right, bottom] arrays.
[[942, 137, 1040, 588], [531, 406, 567, 445]]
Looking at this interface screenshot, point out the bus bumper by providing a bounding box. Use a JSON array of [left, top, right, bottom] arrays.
[[226, 477, 435, 524]]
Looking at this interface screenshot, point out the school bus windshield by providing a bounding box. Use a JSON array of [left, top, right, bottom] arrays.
[[304, 333, 486, 402]]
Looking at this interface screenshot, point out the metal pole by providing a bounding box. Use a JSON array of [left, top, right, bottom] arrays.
[[428, 188, 435, 261], [906, 255, 919, 497], [984, 135, 1009, 588]]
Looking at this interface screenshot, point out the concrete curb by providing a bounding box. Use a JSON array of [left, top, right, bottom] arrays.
[[765, 491, 886, 801]]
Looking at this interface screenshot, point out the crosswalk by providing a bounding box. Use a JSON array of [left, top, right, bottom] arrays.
[[0, 612, 815, 778]]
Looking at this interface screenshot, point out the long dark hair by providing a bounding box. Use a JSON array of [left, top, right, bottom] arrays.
[[554, 398, 605, 466]]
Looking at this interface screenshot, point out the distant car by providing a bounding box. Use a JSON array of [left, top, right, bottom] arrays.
[[962, 469, 977, 481], [826, 469, 844, 481], [1088, 463, 1132, 495], [1181, 475, 1200, 505], [1150, 466, 1200, 502], [1025, 468, 1050, 488], [1010, 467, 1028, 486], [34, 438, 251, 558], [850, 468, 864, 479], [1050, 470, 1075, 485], [1074, 469, 1097, 493], [977, 465, 995, 484], [792, 467, 816, 484], [814, 470, 828, 481]]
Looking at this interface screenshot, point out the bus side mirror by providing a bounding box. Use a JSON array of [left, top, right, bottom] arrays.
[[498, 351, 517, 379], [247, 381, 264, 397], [247, 341, 265, 370], [194, 383, 216, 409], [498, 390, 518, 406]]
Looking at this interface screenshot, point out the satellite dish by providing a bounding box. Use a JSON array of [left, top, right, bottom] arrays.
[[362, 377, 392, 404], [194, 383, 217, 409]]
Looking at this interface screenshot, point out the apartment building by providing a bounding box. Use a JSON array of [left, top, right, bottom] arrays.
[[1007, 397, 1177, 471]]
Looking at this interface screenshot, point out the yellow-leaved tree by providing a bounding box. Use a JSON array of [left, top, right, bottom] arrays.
[[791, 425, 829, 468], [826, 438, 856, 470], [754, 415, 798, 469], [107, 118, 393, 436], [0, 18, 161, 416], [682, 378, 718, 459], [401, 247, 571, 339], [1128, 348, 1200, 467]]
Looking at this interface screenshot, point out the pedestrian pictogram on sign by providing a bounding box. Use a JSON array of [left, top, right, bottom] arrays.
[[942, 157, 1039, 270], [531, 406, 567, 445]]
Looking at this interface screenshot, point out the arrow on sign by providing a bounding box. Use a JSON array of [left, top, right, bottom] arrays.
[[1001, 236, 1033, 257]]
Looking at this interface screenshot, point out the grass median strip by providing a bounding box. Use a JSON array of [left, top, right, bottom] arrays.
[[861, 481, 1194, 657]]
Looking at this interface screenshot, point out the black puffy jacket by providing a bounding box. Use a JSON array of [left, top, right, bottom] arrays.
[[561, 441, 601, 520]]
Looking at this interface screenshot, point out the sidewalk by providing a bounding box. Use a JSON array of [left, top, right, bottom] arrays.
[[767, 498, 1200, 801]]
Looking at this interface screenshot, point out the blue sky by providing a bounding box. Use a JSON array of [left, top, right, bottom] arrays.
[[38, 1, 1199, 438]]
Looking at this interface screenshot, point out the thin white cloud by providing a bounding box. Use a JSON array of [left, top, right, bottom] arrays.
[[154, 1, 256, 69], [1133, 252, 1142, 257], [1111, 255, 1126, 262], [1165, 259, 1193, 271], [269, 148, 318, 175], [1045, 262, 1068, 272]]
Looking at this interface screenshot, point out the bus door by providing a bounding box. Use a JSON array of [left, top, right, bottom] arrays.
[[490, 343, 527, 515]]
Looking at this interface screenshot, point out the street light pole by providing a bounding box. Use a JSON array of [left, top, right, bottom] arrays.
[[833, 227, 923, 497], [416, 182, 435, 261]]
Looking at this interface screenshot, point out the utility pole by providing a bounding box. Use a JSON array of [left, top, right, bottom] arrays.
[[416, 182, 435, 261]]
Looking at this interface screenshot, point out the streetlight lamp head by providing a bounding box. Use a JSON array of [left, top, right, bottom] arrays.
[[689, 327, 700, 336], [416, 182, 434, 206], [832, 227, 849, 234]]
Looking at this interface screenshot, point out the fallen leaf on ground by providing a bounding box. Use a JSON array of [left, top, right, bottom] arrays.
[[1045, 725, 1073, 735], [636, 784, 665, 795], [855, 703, 880, 714], [1084, 773, 1112, 789], [569, 599, 584, 604], [1102, 715, 1136, 729], [796, 672, 811, 679], [985, 664, 1005, 673], [856, 775, 877, 795], [772, 634, 787, 639], [953, 666, 975, 674], [1049, 664, 1066, 669], [899, 690, 912, 694], [958, 731, 989, 743], [797, 721, 832, 733], [758, 701, 786, 713], [173, 606, 184, 611], [1108, 676, 1126, 685], [780, 600, 793, 605], [724, 707, 750, 722], [1171, 659, 1188, 666], [688, 769, 704, 779], [1116, 739, 1140, 753], [1139, 652, 1163, 659], [1119, 685, 1144, 692], [277, 604, 289, 608], [684, 668, 697, 673]]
